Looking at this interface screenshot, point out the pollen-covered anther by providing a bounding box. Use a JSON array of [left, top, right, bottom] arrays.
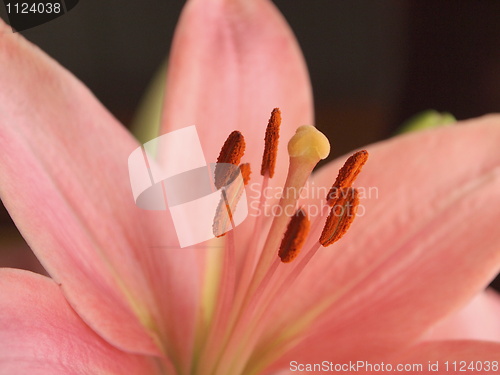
[[320, 187, 359, 247], [327, 150, 368, 205], [215, 131, 246, 189], [261, 108, 281, 178], [278, 208, 311, 263]]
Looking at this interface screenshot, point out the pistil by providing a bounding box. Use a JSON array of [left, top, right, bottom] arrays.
[[252, 125, 330, 286]]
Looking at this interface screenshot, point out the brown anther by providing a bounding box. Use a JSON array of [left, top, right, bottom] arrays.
[[239, 163, 251, 185], [261, 108, 281, 178], [326, 150, 368, 205], [320, 188, 359, 246], [278, 208, 311, 263], [215, 131, 246, 189]]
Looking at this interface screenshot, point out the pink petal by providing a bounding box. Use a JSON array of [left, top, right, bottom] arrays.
[[425, 289, 500, 342], [161, 0, 313, 186], [258, 115, 500, 369], [159, 0, 314, 301], [0, 20, 198, 364], [0, 269, 158, 375]]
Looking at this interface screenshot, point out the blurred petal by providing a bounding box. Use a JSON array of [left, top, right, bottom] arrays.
[[161, 0, 313, 186], [0, 20, 197, 362], [131, 60, 167, 144], [257, 115, 500, 369], [425, 289, 500, 342], [0, 269, 158, 375]]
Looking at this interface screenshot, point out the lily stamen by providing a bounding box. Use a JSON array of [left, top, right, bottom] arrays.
[[232, 109, 285, 348], [201, 132, 248, 370], [252, 125, 331, 286], [261, 108, 281, 178], [240, 108, 281, 292]]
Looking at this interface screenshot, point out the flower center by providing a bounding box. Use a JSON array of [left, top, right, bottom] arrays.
[[194, 109, 368, 375]]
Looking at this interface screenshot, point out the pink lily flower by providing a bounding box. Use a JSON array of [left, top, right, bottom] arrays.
[[1, 0, 500, 374]]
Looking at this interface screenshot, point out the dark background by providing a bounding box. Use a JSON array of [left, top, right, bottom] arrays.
[[1, 1, 499, 152], [1, 0, 499, 289]]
